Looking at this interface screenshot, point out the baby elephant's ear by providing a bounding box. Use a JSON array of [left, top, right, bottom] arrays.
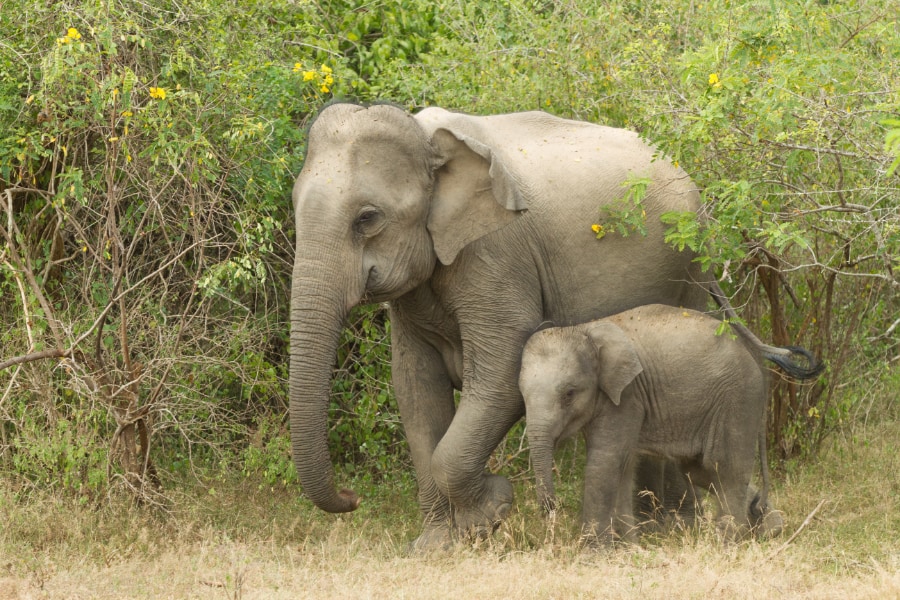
[[584, 321, 642, 406]]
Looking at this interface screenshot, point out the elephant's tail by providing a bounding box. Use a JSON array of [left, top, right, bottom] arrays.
[[707, 280, 825, 381], [755, 418, 770, 515], [762, 345, 825, 380]]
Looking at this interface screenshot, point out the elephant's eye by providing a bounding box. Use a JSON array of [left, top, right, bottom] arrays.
[[561, 388, 576, 407], [354, 207, 384, 235]]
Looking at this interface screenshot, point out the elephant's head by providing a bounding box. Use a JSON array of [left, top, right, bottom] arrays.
[[519, 322, 642, 512], [290, 103, 528, 513]]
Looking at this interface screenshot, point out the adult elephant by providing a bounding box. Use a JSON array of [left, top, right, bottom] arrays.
[[290, 102, 715, 550]]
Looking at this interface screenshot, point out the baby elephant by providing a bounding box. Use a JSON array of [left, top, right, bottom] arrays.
[[519, 304, 782, 546]]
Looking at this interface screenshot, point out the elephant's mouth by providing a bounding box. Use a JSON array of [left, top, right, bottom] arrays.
[[362, 266, 379, 299], [361, 266, 387, 304]]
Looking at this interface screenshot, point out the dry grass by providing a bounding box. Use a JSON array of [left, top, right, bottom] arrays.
[[2, 532, 899, 599], [2, 420, 899, 599]]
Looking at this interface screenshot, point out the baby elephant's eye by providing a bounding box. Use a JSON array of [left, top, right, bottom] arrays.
[[561, 388, 576, 407]]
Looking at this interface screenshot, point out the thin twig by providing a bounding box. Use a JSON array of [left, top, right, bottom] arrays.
[[768, 499, 827, 560]]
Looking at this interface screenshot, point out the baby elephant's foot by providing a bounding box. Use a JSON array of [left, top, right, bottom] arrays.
[[755, 509, 785, 539], [452, 474, 514, 540], [579, 520, 618, 551], [716, 515, 751, 544], [749, 491, 784, 539]]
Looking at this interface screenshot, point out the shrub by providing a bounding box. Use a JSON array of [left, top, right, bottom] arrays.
[[1, 0, 896, 499]]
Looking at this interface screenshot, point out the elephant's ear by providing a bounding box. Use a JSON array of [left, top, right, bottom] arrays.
[[584, 321, 643, 406], [427, 127, 528, 265]]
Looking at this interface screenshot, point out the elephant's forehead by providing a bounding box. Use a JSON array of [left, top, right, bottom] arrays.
[[522, 346, 583, 386], [302, 140, 417, 183], [294, 146, 427, 220]]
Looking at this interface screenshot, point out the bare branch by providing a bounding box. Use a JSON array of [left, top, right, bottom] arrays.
[[869, 317, 900, 342], [0, 348, 67, 371], [768, 499, 827, 559]]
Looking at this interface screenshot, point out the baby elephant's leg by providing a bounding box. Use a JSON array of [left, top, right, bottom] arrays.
[[582, 427, 640, 547], [715, 475, 753, 542], [613, 456, 639, 543], [686, 462, 752, 543]]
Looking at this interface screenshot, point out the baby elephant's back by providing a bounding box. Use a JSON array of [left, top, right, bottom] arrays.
[[606, 304, 762, 388]]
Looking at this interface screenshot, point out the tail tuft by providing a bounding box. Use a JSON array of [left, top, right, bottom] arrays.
[[764, 346, 825, 380]]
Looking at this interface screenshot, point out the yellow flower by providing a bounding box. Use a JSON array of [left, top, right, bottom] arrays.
[[320, 84, 330, 93], [67, 27, 82, 40], [320, 64, 333, 74], [293, 62, 303, 72], [302, 70, 315, 81], [708, 73, 721, 88], [149, 87, 166, 100]]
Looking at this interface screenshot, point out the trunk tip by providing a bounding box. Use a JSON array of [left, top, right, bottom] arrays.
[[339, 488, 361, 512], [541, 495, 559, 514]]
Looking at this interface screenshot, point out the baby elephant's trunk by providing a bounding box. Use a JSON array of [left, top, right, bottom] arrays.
[[528, 433, 558, 513]]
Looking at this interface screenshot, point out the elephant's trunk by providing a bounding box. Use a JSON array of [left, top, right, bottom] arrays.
[[289, 251, 363, 514], [528, 431, 558, 513]]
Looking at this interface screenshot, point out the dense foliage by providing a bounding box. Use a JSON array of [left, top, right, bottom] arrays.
[[0, 0, 897, 501]]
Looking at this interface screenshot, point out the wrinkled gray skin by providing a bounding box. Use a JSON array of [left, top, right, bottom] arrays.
[[290, 103, 719, 551], [519, 304, 781, 546]]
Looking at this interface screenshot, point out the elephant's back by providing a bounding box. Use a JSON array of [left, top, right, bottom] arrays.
[[417, 107, 696, 214], [421, 108, 708, 325], [609, 305, 760, 372]]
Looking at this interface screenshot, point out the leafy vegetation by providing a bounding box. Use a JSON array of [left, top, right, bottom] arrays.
[[0, 0, 897, 515]]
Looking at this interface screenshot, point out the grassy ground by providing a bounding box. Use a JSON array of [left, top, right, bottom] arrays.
[[2, 419, 899, 599]]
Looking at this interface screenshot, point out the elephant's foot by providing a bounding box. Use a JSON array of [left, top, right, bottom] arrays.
[[406, 521, 455, 555], [452, 474, 514, 540], [715, 514, 752, 544], [579, 522, 615, 551], [754, 509, 784, 539], [580, 517, 638, 550], [748, 487, 784, 539]]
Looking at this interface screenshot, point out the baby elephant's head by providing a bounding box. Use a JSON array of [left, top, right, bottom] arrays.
[[520, 321, 643, 513], [520, 321, 644, 445], [520, 326, 601, 444]]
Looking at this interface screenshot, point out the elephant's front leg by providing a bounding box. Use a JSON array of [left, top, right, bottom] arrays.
[[428, 328, 531, 539], [582, 420, 641, 547], [391, 316, 458, 551], [430, 391, 521, 539]]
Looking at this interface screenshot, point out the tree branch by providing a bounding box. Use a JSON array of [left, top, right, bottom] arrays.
[[0, 349, 67, 372]]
